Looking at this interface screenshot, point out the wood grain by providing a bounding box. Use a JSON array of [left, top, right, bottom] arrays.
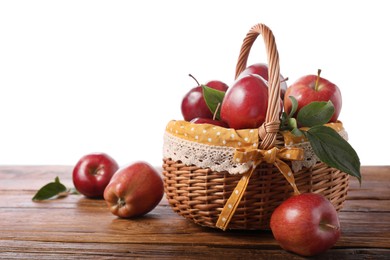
[[0, 166, 389, 259]]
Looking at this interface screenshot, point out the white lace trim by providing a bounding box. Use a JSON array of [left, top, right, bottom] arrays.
[[288, 129, 348, 172], [163, 129, 348, 175], [163, 132, 253, 174]]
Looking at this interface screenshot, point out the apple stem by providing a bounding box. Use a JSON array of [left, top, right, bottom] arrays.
[[92, 166, 105, 176], [281, 77, 289, 83], [213, 103, 221, 120], [188, 74, 200, 86], [314, 69, 322, 91], [323, 223, 340, 230]]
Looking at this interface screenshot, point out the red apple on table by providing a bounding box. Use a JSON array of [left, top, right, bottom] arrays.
[[284, 69, 342, 122], [72, 153, 119, 199], [270, 193, 341, 257], [181, 75, 229, 122], [220, 74, 268, 129], [103, 161, 164, 218], [237, 63, 288, 99]]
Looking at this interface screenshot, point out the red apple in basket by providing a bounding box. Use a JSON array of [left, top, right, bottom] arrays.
[[220, 74, 268, 129], [103, 161, 164, 218], [190, 117, 229, 127], [237, 63, 288, 99], [181, 75, 229, 121], [284, 69, 342, 122], [72, 153, 119, 198], [270, 193, 341, 257]]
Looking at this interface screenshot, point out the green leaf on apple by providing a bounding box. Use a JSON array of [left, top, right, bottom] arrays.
[[202, 85, 225, 120], [280, 96, 300, 131], [280, 96, 361, 182], [32, 176, 68, 201], [305, 125, 361, 183], [297, 101, 335, 127], [288, 96, 299, 118]]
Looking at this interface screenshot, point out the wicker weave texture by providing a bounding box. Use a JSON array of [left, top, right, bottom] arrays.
[[163, 158, 349, 230]]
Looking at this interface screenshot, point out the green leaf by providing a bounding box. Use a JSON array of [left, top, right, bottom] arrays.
[[297, 101, 335, 127], [280, 97, 300, 132], [202, 85, 225, 120], [291, 127, 304, 137], [288, 118, 298, 129], [288, 96, 299, 118], [306, 125, 361, 183], [32, 176, 67, 201], [279, 112, 289, 130]]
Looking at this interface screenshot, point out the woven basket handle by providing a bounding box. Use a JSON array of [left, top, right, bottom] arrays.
[[235, 23, 281, 150]]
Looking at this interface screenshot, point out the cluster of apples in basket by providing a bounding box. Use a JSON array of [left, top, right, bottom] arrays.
[[181, 63, 341, 129], [181, 63, 343, 257]]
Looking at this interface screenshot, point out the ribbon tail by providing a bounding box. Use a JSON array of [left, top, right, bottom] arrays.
[[274, 159, 300, 195], [216, 165, 256, 231]]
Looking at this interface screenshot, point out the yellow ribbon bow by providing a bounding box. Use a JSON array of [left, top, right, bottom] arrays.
[[216, 146, 304, 231]]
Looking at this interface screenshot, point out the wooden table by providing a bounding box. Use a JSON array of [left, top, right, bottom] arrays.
[[0, 166, 389, 259]]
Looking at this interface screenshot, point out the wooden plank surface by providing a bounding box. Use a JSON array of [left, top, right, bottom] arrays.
[[0, 165, 389, 259]]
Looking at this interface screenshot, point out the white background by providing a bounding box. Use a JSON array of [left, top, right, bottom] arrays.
[[0, 0, 389, 167]]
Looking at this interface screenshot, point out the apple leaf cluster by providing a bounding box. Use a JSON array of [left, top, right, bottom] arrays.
[[203, 87, 361, 182], [280, 97, 361, 183]]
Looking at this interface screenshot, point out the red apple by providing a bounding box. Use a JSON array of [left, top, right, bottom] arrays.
[[103, 161, 164, 218], [181, 75, 229, 121], [220, 74, 268, 129], [72, 153, 119, 199], [190, 117, 229, 128], [284, 70, 342, 122], [270, 193, 341, 257], [237, 63, 288, 99]]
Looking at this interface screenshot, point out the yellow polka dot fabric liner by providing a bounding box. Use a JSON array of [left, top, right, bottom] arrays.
[[166, 120, 259, 150]]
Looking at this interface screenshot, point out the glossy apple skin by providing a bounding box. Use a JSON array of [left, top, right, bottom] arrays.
[[103, 161, 164, 218], [190, 117, 229, 128], [270, 193, 341, 257], [220, 74, 268, 129], [237, 63, 287, 99], [181, 80, 229, 121], [284, 75, 342, 122], [72, 153, 119, 199]]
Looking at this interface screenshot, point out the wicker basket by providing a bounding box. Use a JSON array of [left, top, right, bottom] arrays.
[[162, 23, 349, 230]]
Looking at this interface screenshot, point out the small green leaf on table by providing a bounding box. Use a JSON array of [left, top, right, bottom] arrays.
[[32, 176, 68, 201]]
